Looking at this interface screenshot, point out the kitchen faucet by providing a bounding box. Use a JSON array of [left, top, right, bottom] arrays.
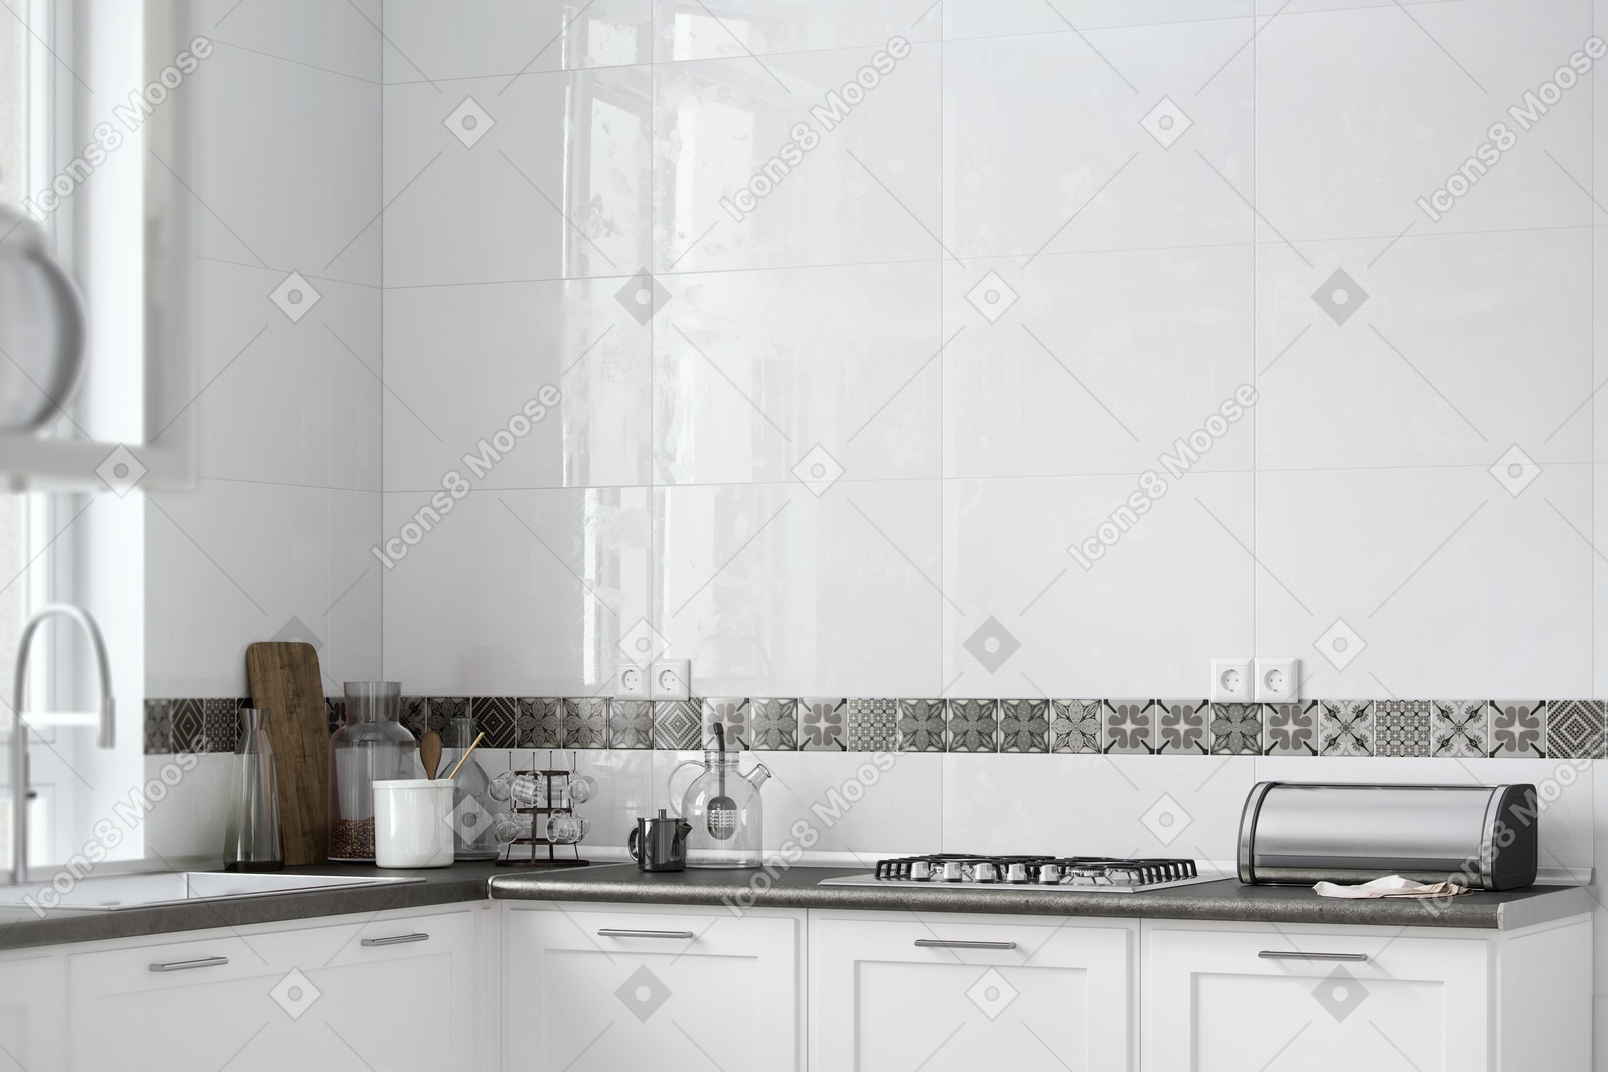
[[9, 604, 115, 885]]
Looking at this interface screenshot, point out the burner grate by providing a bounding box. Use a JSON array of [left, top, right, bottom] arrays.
[[870, 853, 1197, 886]]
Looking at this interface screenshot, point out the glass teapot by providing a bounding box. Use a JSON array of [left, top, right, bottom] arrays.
[[668, 724, 770, 868]]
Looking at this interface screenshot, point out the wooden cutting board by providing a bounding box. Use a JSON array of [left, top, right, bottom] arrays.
[[246, 642, 330, 865]]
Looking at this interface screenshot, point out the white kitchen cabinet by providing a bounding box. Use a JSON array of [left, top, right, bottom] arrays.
[[810, 911, 1136, 1071], [67, 903, 483, 1072], [1143, 917, 1591, 1071], [0, 947, 66, 1072], [503, 902, 805, 1072]]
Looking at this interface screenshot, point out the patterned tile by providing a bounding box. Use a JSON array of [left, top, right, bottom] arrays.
[[1430, 700, 1487, 758], [474, 697, 518, 749], [607, 700, 654, 749], [400, 696, 428, 739], [653, 700, 701, 750], [1154, 699, 1208, 755], [170, 699, 205, 754], [702, 698, 751, 750], [896, 699, 946, 752], [1546, 700, 1604, 759], [1103, 699, 1153, 754], [846, 699, 897, 752], [428, 697, 469, 738], [143, 700, 172, 754], [1374, 700, 1431, 757], [201, 698, 243, 753], [1209, 703, 1261, 755], [562, 698, 609, 749], [518, 697, 563, 749], [1263, 702, 1317, 757], [998, 699, 1049, 753], [749, 699, 799, 750], [1049, 700, 1101, 754], [323, 696, 345, 736], [1489, 700, 1546, 758], [947, 699, 999, 753], [1319, 700, 1373, 756], [800, 698, 848, 751]]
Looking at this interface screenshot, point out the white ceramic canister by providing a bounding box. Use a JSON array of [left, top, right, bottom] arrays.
[[372, 779, 455, 868]]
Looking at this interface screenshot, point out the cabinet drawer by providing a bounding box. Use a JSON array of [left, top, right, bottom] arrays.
[[811, 913, 1135, 1072], [505, 903, 803, 1072], [1145, 925, 1489, 1072]]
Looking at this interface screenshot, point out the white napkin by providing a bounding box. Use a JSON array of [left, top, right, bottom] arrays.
[[1313, 874, 1471, 899]]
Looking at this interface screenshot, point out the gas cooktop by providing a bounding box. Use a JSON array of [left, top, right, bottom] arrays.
[[819, 854, 1217, 893]]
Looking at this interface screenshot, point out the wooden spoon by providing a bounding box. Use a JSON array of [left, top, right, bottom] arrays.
[[445, 732, 486, 782], [420, 731, 442, 780]]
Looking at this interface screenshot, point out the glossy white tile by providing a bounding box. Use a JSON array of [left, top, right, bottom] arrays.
[[652, 42, 942, 273], [145, 481, 381, 697], [653, 261, 941, 485], [382, 0, 653, 82], [941, 754, 1256, 864], [383, 66, 652, 287], [943, 245, 1254, 478], [200, 0, 383, 81], [654, 0, 940, 62], [381, 488, 650, 695], [190, 41, 382, 286], [194, 261, 381, 491], [1254, 465, 1593, 699], [382, 277, 651, 491], [653, 480, 943, 696], [942, 1, 1254, 38], [943, 20, 1254, 260], [1256, 0, 1593, 243], [942, 472, 1255, 698], [1256, 227, 1593, 470]]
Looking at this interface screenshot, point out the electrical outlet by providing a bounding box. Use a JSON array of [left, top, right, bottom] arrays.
[[1210, 658, 1253, 703], [649, 659, 691, 701], [1255, 658, 1301, 702], [614, 664, 647, 699]]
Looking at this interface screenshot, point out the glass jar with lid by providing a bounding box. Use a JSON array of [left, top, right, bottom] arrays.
[[328, 682, 420, 861]]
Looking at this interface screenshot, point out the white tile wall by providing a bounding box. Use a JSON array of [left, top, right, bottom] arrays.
[[145, 6, 383, 697]]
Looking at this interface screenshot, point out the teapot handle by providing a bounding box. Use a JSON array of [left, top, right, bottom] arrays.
[[666, 759, 704, 817]]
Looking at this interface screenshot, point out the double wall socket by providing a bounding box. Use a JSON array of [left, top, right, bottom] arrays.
[[613, 659, 692, 700], [1211, 657, 1301, 702]]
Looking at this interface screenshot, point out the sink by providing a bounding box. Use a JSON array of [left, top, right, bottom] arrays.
[[0, 870, 424, 911]]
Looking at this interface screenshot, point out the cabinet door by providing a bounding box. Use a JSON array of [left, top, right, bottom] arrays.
[[504, 903, 804, 1072], [1145, 925, 1489, 1071], [0, 948, 65, 1072], [811, 913, 1135, 1071], [68, 906, 479, 1072]]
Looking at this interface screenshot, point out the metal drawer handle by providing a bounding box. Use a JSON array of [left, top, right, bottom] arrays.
[[149, 955, 229, 973], [597, 928, 697, 940], [361, 932, 430, 947], [915, 939, 1018, 950], [1259, 950, 1369, 962]]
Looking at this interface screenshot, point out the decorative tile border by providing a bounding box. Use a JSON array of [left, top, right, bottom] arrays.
[[142, 696, 1608, 759]]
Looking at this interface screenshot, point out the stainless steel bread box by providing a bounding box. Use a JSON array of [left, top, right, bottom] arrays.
[[1238, 782, 1538, 891]]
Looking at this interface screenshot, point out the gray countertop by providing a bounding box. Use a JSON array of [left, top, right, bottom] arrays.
[[488, 864, 1597, 931], [0, 861, 1592, 951], [0, 862, 502, 952]]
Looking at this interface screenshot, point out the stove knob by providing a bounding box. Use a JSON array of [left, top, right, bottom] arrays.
[[909, 861, 931, 881], [973, 862, 997, 883], [1006, 863, 1030, 883], [1037, 864, 1062, 885], [941, 861, 964, 882]]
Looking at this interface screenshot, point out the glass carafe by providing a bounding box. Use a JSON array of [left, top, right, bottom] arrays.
[[328, 682, 420, 861], [669, 749, 770, 868], [223, 708, 283, 872], [444, 715, 499, 860]]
